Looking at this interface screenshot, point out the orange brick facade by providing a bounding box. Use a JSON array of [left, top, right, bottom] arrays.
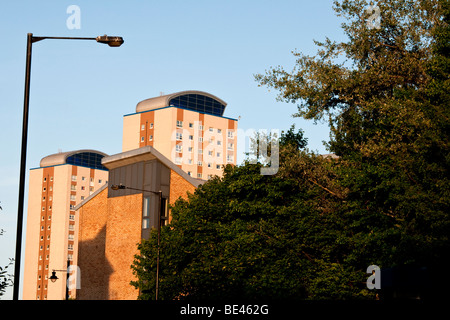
[[77, 167, 198, 300]]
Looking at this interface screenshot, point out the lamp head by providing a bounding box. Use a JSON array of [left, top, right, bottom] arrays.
[[111, 184, 126, 191], [96, 35, 124, 47], [50, 271, 58, 283]]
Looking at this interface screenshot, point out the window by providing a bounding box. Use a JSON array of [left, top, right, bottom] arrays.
[[141, 124, 145, 130], [189, 135, 193, 141], [198, 149, 203, 154], [69, 234, 74, 240], [216, 164, 221, 169], [227, 155, 234, 163], [69, 214, 75, 221], [70, 195, 76, 201], [142, 197, 150, 229], [82, 176, 86, 181], [189, 122, 193, 128], [68, 224, 74, 231], [43, 187, 46, 192], [187, 171, 192, 176], [176, 132, 182, 140], [199, 137, 203, 142], [188, 159, 193, 165], [199, 125, 203, 131], [228, 143, 234, 150], [150, 123, 154, 129], [43, 177, 47, 182], [149, 135, 153, 141], [42, 197, 46, 201], [99, 179, 102, 184], [71, 175, 77, 181], [218, 129, 222, 134], [71, 185, 76, 191], [176, 144, 182, 153], [141, 136, 145, 142], [176, 120, 183, 127], [208, 174, 213, 179], [217, 140, 222, 146], [217, 152, 221, 157], [197, 173, 202, 179], [81, 186, 85, 190], [209, 127, 214, 132], [42, 207, 45, 211], [68, 244, 73, 251], [175, 157, 182, 164], [207, 163, 212, 168], [198, 161, 203, 166], [188, 147, 193, 153], [228, 131, 234, 138], [208, 150, 213, 156]]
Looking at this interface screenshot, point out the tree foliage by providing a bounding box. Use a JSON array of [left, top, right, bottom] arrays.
[[0, 202, 14, 298], [256, 0, 449, 288]]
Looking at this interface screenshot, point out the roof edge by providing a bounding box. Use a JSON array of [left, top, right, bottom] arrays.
[[135, 90, 227, 113]]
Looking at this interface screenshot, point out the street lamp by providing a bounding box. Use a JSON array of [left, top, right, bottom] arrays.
[[13, 33, 124, 301], [48, 260, 71, 300], [110, 184, 163, 300]]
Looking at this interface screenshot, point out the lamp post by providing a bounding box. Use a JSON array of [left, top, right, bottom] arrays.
[[13, 33, 124, 300], [110, 184, 163, 300], [49, 260, 71, 300]]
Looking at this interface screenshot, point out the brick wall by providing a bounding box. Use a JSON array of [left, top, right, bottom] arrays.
[[169, 170, 197, 223], [105, 193, 142, 300], [77, 187, 109, 300], [77, 167, 198, 300]]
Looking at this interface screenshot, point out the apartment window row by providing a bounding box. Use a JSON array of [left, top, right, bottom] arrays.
[[141, 123, 154, 130], [187, 173, 216, 179], [71, 176, 104, 184]]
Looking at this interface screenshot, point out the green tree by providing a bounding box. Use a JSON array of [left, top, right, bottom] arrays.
[[131, 130, 376, 300], [256, 0, 449, 298]]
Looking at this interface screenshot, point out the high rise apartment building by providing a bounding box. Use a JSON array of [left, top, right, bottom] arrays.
[[23, 150, 109, 300], [23, 90, 237, 300], [122, 91, 238, 179]]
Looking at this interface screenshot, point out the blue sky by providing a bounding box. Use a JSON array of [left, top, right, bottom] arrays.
[[0, 0, 346, 299]]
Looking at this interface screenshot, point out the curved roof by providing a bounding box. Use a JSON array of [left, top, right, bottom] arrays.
[[40, 149, 109, 170], [136, 90, 227, 116]]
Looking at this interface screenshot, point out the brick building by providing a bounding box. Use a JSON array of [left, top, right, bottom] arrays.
[[75, 146, 201, 300], [122, 90, 238, 179], [23, 150, 109, 300]]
